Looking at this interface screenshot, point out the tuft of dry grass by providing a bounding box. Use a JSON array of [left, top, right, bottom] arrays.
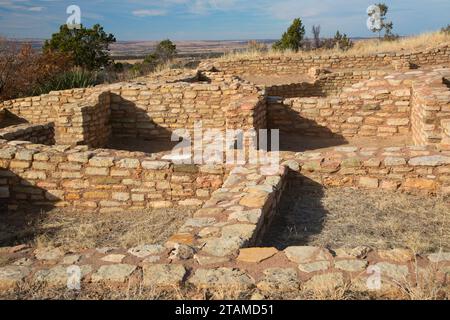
[[218, 31, 450, 62]]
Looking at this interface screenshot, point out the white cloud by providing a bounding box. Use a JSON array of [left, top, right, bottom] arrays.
[[132, 9, 167, 17], [28, 7, 44, 12]]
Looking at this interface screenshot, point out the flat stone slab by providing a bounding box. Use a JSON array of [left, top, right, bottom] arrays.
[[298, 261, 331, 273], [409, 155, 450, 166], [194, 255, 230, 266], [239, 191, 270, 208], [143, 264, 186, 287], [334, 246, 372, 259], [101, 254, 126, 263], [34, 247, 64, 261], [128, 244, 165, 258], [237, 247, 278, 263], [221, 224, 256, 239], [91, 264, 136, 283], [335, 260, 368, 272], [189, 268, 255, 290], [34, 265, 92, 287], [0, 266, 30, 290], [166, 234, 196, 248], [183, 218, 216, 228], [374, 262, 409, 281], [228, 209, 262, 224], [62, 255, 81, 265], [202, 236, 245, 257], [257, 268, 300, 292], [284, 246, 330, 264]]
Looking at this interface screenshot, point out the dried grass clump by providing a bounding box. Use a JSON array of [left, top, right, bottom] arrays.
[[219, 31, 450, 62]]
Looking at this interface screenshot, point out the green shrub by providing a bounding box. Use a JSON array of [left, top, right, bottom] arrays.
[[31, 70, 99, 96], [43, 24, 116, 71], [442, 25, 450, 35]]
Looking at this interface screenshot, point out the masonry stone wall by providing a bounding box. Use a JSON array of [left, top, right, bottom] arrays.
[[265, 70, 389, 98], [204, 44, 450, 76], [0, 88, 112, 148], [411, 73, 450, 149], [283, 145, 450, 195], [0, 88, 98, 125], [108, 72, 265, 140], [268, 83, 412, 138], [54, 91, 111, 148], [0, 123, 54, 145], [268, 68, 450, 140], [0, 141, 225, 212]]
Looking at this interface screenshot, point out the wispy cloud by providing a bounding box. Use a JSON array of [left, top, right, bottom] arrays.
[[132, 9, 167, 17]]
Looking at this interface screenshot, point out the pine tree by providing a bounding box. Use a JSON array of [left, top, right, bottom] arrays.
[[273, 18, 306, 52]]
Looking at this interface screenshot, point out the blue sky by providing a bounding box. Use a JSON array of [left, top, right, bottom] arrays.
[[0, 0, 449, 40]]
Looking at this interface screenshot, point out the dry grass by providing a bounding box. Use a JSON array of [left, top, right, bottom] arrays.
[[0, 206, 194, 251], [263, 186, 450, 254], [2, 272, 448, 300], [219, 31, 450, 62]]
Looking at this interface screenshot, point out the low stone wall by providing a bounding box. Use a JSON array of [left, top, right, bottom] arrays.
[[0, 141, 225, 212], [109, 71, 265, 140], [411, 73, 450, 149], [203, 44, 450, 76], [268, 86, 411, 138], [0, 240, 448, 295], [1, 71, 266, 148], [282, 145, 450, 195], [265, 70, 389, 98], [55, 92, 111, 148], [166, 165, 287, 259], [0, 123, 54, 145], [0, 88, 98, 125], [268, 68, 450, 139]]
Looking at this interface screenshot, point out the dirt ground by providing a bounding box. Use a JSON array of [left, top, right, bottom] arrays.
[[0, 206, 193, 251], [262, 185, 450, 254]]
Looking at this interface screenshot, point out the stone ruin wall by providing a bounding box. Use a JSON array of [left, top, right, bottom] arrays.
[[268, 69, 450, 149], [0, 71, 266, 148], [0, 70, 270, 212], [206, 44, 450, 76], [0, 123, 55, 145], [0, 142, 225, 212], [265, 69, 390, 98]]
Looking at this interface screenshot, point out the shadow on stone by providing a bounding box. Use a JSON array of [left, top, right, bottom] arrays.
[[259, 171, 328, 250], [106, 93, 181, 154], [0, 170, 59, 247], [267, 99, 348, 152]]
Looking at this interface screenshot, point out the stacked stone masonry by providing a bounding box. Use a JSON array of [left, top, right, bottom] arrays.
[[268, 68, 450, 145], [0, 123, 55, 145], [282, 145, 450, 195], [265, 69, 390, 98], [0, 141, 225, 212], [203, 44, 450, 76]]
